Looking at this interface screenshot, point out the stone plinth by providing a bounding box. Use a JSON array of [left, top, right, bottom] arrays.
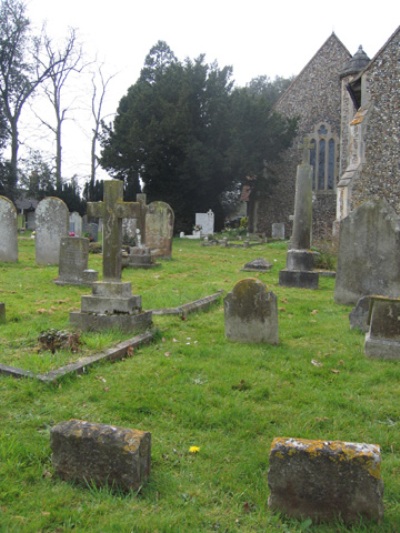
[[224, 278, 278, 344], [268, 437, 384, 524], [51, 419, 151, 492], [365, 296, 400, 359], [126, 246, 160, 269], [279, 269, 319, 289]]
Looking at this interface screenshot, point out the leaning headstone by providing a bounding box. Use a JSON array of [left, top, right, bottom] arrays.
[[51, 419, 151, 492], [268, 437, 384, 525], [272, 222, 285, 240], [279, 139, 319, 289], [0, 195, 18, 262], [69, 211, 82, 237], [35, 197, 69, 265], [195, 209, 214, 235], [145, 201, 174, 259], [365, 296, 400, 359], [0, 302, 5, 323], [335, 199, 400, 305], [70, 180, 152, 333], [349, 295, 372, 332], [55, 237, 98, 286], [241, 258, 272, 272], [224, 278, 278, 344]]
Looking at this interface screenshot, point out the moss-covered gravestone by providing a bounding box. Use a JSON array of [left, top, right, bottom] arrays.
[[224, 278, 278, 344]]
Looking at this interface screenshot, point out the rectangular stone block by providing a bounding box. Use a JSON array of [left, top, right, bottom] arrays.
[[92, 281, 133, 298], [268, 437, 384, 524], [51, 420, 151, 492], [279, 269, 319, 289], [80, 294, 142, 314]]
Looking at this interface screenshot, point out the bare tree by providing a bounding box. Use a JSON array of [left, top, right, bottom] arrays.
[[89, 65, 117, 195], [36, 27, 85, 191], [0, 0, 62, 198]]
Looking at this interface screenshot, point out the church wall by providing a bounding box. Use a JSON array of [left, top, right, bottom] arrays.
[[351, 29, 400, 213], [254, 34, 351, 238]]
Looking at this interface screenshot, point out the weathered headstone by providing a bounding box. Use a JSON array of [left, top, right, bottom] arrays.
[[51, 419, 151, 492], [70, 180, 152, 332], [125, 246, 160, 269], [365, 296, 400, 359], [195, 209, 214, 235], [268, 437, 384, 524], [279, 139, 319, 289], [55, 237, 98, 286], [241, 258, 272, 272], [69, 211, 82, 237], [349, 295, 372, 332], [272, 222, 285, 240], [145, 201, 174, 259], [35, 197, 69, 265], [335, 199, 400, 305], [224, 278, 278, 344], [87, 222, 99, 242], [0, 196, 18, 262], [122, 218, 137, 245]]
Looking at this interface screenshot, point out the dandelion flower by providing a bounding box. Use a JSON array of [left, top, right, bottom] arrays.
[[189, 446, 200, 454]]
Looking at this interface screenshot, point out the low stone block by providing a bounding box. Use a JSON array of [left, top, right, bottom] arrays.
[[80, 294, 142, 314], [51, 419, 151, 492], [286, 249, 315, 271], [279, 269, 319, 289], [268, 437, 384, 524], [365, 296, 400, 359]]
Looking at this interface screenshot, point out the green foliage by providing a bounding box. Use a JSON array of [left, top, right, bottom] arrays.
[[100, 42, 297, 233], [2, 237, 399, 531]]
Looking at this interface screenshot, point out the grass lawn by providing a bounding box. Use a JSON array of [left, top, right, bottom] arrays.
[[0, 235, 399, 532]]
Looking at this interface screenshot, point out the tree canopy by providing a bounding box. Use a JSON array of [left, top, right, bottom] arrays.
[[100, 41, 297, 232]]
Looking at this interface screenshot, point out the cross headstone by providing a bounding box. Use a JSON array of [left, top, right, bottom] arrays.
[[87, 180, 143, 281], [299, 137, 315, 165]]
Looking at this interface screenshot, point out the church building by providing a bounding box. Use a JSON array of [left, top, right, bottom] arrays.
[[249, 26, 400, 239]]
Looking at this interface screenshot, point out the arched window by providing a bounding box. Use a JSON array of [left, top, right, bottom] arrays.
[[308, 123, 337, 191]]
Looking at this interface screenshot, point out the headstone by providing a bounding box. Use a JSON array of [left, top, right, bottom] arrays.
[[35, 197, 69, 265], [195, 209, 214, 235], [87, 222, 99, 242], [70, 180, 152, 333], [0, 196, 18, 262], [122, 218, 137, 245], [224, 278, 278, 344], [272, 222, 285, 240], [125, 246, 160, 269], [0, 302, 5, 323], [51, 419, 151, 492], [365, 296, 400, 359], [279, 138, 319, 289], [241, 258, 272, 272], [349, 295, 372, 332], [268, 437, 384, 524], [335, 199, 400, 305], [145, 201, 174, 258], [69, 212, 82, 237], [55, 237, 98, 286]]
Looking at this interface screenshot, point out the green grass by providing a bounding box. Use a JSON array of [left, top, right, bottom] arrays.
[[0, 236, 399, 532]]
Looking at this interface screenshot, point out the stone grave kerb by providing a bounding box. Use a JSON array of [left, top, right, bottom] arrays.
[[87, 180, 143, 281]]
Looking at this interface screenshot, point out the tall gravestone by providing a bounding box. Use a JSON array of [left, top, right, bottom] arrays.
[[279, 139, 319, 289], [69, 212, 82, 236], [145, 201, 174, 259], [70, 180, 152, 332], [195, 209, 214, 235], [35, 197, 69, 265], [0, 196, 18, 262], [334, 199, 400, 305]]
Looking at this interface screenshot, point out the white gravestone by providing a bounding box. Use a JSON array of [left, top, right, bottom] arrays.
[[195, 209, 214, 235]]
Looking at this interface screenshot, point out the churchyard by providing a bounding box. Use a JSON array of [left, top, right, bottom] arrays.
[[1, 233, 400, 531]]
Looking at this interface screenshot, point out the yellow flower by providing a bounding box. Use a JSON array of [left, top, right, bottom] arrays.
[[189, 445, 200, 454]]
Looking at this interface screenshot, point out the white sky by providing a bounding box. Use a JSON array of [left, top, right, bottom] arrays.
[[21, 0, 400, 184]]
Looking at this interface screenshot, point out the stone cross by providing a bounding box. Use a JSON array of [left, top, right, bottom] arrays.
[[87, 180, 143, 281], [299, 137, 315, 165]]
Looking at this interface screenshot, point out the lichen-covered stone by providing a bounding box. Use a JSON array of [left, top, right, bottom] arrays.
[[51, 420, 151, 492], [268, 437, 384, 524]]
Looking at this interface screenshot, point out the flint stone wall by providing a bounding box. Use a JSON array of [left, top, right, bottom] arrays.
[[268, 437, 384, 524], [51, 419, 151, 492]]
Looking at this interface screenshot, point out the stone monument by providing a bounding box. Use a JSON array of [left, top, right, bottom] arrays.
[[145, 201, 174, 259], [70, 180, 152, 332], [0, 195, 18, 262], [279, 139, 319, 289], [35, 197, 69, 265], [55, 237, 98, 286]]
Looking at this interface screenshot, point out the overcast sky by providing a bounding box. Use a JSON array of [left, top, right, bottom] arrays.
[[22, 0, 400, 183]]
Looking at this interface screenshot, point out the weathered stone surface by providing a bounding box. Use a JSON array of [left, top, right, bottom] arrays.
[[145, 201, 174, 258], [55, 237, 98, 286], [279, 269, 319, 289], [286, 249, 314, 271], [0, 302, 5, 323], [69, 211, 82, 236], [271, 222, 285, 240], [349, 295, 372, 332], [365, 297, 400, 359], [0, 196, 18, 262], [242, 258, 272, 272], [35, 197, 69, 265], [224, 278, 278, 344], [335, 200, 400, 305], [268, 437, 384, 524], [51, 419, 151, 492]]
